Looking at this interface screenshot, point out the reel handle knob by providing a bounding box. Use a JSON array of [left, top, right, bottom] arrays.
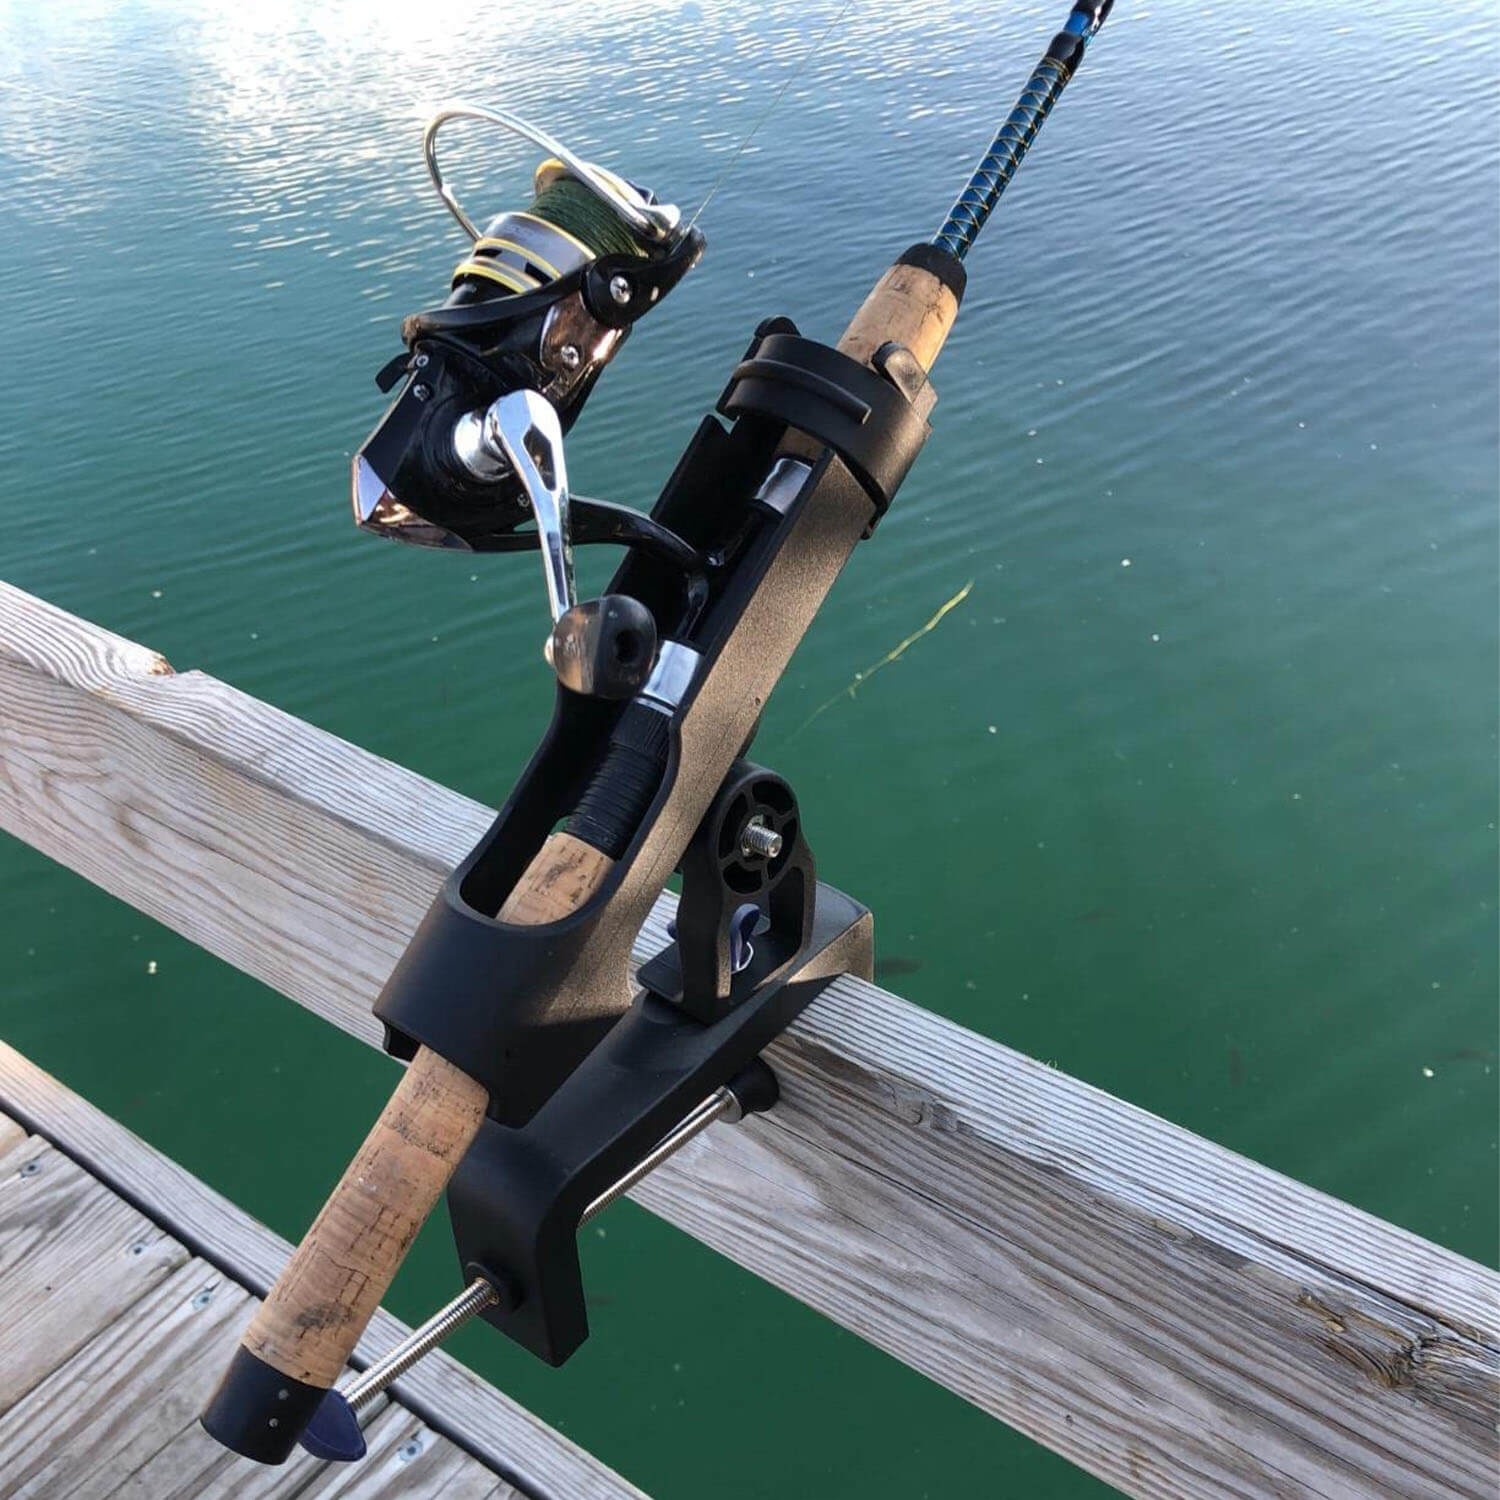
[[548, 594, 658, 699]]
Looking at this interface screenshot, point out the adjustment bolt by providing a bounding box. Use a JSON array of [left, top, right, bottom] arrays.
[[413, 353, 429, 369], [412, 383, 431, 402], [739, 817, 782, 861], [608, 274, 632, 306], [558, 344, 581, 371]]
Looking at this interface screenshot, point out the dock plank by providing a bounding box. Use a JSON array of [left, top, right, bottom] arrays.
[[0, 1044, 647, 1500], [0, 1260, 249, 1499], [109, 1404, 384, 1500], [302, 1408, 523, 1500], [107, 1394, 522, 1500], [0, 1112, 25, 1159], [104, 1393, 394, 1500], [0, 1138, 186, 1419], [0, 1251, 521, 1500]]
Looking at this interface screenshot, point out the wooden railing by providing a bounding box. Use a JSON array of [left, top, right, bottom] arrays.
[[1, 578, 1496, 1500]]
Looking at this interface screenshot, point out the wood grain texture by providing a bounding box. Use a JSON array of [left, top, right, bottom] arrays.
[[3, 579, 1498, 1497], [243, 1046, 489, 1388], [110, 1390, 396, 1499], [115, 1395, 522, 1500], [0, 1043, 647, 1500], [0, 1259, 253, 1499], [294, 1409, 523, 1500], [0, 1253, 508, 1500], [0, 1138, 186, 1417]]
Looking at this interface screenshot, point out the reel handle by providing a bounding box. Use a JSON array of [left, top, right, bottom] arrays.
[[202, 244, 960, 1464]]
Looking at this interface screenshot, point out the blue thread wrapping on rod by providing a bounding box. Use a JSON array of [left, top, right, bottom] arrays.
[[932, 0, 1112, 262]]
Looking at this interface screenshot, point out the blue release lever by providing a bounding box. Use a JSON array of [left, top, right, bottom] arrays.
[[299, 1389, 367, 1463]]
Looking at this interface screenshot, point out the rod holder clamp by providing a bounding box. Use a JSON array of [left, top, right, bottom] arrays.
[[442, 761, 869, 1366]]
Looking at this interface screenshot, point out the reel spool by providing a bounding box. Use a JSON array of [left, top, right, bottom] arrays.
[[352, 104, 703, 561]]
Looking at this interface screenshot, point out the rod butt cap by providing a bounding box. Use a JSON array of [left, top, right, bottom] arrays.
[[200, 1346, 330, 1465]]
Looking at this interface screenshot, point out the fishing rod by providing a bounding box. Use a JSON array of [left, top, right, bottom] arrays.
[[202, 0, 1112, 1465]]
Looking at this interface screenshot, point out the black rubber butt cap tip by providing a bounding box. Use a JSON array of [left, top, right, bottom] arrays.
[[897, 243, 967, 306], [199, 1346, 330, 1465]]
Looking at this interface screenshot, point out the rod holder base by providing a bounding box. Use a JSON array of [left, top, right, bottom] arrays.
[[447, 835, 868, 1367]]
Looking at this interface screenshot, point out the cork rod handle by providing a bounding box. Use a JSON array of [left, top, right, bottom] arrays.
[[242, 834, 611, 1388], [201, 833, 612, 1460], [834, 249, 961, 372]]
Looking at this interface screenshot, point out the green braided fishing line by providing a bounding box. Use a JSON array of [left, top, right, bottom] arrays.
[[529, 176, 649, 259]]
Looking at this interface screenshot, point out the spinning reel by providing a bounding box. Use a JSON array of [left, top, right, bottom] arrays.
[[352, 104, 705, 698]]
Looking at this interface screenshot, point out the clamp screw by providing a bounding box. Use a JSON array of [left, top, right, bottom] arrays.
[[558, 344, 581, 371], [739, 817, 782, 861], [412, 383, 431, 402], [608, 274, 632, 306]]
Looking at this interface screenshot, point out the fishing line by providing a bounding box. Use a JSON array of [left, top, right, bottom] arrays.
[[686, 0, 855, 231], [528, 175, 647, 257]]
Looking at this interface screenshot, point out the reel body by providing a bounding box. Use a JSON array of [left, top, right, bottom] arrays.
[[352, 106, 702, 558]]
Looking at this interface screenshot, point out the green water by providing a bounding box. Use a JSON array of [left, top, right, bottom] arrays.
[[1, 1, 1496, 1495]]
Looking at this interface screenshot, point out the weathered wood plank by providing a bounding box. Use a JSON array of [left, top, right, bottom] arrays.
[[0, 1043, 645, 1500], [0, 584, 481, 1051], [0, 1260, 251, 1498], [107, 1392, 398, 1500], [3, 579, 1497, 1498], [302, 1408, 523, 1500], [0, 1047, 574, 1496], [0, 1254, 513, 1500], [113, 1395, 521, 1500], [0, 1137, 186, 1417]]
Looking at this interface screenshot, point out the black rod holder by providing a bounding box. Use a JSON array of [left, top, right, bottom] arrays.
[[450, 878, 868, 1365]]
